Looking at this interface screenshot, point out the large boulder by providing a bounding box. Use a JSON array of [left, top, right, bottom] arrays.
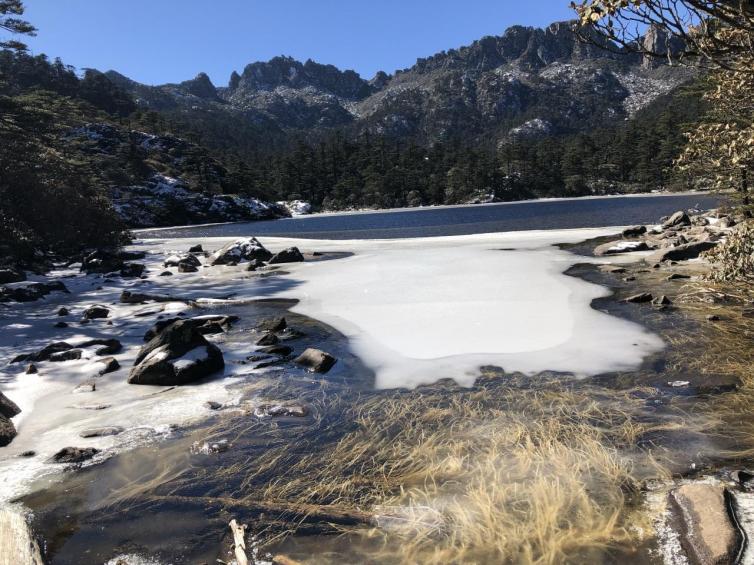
[[663, 210, 691, 229], [0, 281, 68, 303], [120, 263, 145, 278], [142, 315, 238, 341], [268, 247, 305, 264], [82, 305, 110, 320], [0, 415, 17, 447], [164, 253, 201, 269], [209, 238, 272, 265], [294, 348, 337, 373], [669, 484, 743, 564], [0, 392, 21, 419], [645, 241, 718, 264], [81, 249, 124, 274], [11, 342, 74, 363], [128, 320, 224, 385], [0, 268, 25, 284], [621, 226, 647, 238]]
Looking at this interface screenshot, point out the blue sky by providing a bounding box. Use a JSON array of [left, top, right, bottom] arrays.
[[21, 1, 575, 86]]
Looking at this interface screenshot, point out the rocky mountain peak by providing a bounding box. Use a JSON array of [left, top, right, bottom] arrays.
[[179, 72, 218, 99]]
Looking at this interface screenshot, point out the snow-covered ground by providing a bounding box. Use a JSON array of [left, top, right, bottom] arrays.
[[0, 227, 663, 501]]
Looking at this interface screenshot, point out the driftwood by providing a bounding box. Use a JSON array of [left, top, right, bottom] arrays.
[[273, 555, 305, 565], [229, 519, 249, 565], [147, 494, 377, 528], [0, 506, 43, 565]]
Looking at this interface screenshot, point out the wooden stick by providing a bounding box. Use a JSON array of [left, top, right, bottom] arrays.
[[229, 519, 248, 565]]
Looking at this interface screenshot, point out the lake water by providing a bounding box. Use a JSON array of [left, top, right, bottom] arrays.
[[138, 193, 722, 240]]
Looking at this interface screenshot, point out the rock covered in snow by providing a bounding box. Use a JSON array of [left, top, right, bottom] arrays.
[[0, 280, 68, 303], [594, 240, 650, 256], [276, 200, 312, 216], [128, 320, 224, 385], [209, 237, 272, 265]]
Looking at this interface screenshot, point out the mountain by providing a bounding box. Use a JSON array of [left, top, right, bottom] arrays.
[[106, 21, 693, 146]]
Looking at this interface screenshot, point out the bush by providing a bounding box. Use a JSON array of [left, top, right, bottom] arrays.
[[705, 221, 754, 282]]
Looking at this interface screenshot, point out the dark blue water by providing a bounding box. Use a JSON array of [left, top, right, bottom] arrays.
[[138, 193, 721, 240]]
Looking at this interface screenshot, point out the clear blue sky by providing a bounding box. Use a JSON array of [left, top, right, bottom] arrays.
[[21, 1, 575, 86]]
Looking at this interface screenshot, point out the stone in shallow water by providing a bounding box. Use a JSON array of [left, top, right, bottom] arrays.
[[669, 483, 743, 565], [294, 348, 337, 373], [49, 446, 100, 464], [255, 332, 279, 346], [79, 426, 124, 438]]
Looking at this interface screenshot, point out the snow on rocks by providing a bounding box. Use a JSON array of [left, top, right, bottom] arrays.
[[209, 237, 272, 265], [276, 200, 312, 216], [594, 240, 650, 256], [0, 281, 68, 303]]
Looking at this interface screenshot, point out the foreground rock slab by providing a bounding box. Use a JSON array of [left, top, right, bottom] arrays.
[[0, 505, 44, 565], [670, 483, 743, 565]]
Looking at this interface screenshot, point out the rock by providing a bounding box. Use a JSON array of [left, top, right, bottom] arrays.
[[256, 332, 280, 346], [143, 315, 238, 341], [128, 320, 225, 385], [259, 345, 293, 356], [731, 470, 754, 489], [257, 317, 287, 332], [254, 403, 309, 418], [19, 450, 35, 457], [0, 267, 25, 284], [83, 305, 109, 320], [669, 483, 743, 565], [624, 293, 653, 304], [49, 349, 83, 362], [96, 357, 120, 375], [0, 392, 21, 419], [79, 338, 123, 355], [120, 290, 175, 304], [25, 363, 38, 374], [707, 314, 721, 322], [204, 401, 223, 410], [81, 249, 123, 274], [598, 265, 627, 274], [622, 225, 647, 238], [120, 263, 146, 278], [645, 241, 718, 264], [49, 446, 100, 464], [73, 381, 96, 393], [159, 270, 173, 276], [623, 276, 636, 282], [188, 244, 203, 253], [294, 348, 337, 373], [594, 240, 650, 256], [652, 295, 672, 306], [246, 259, 266, 271], [57, 307, 69, 316], [11, 341, 74, 363], [79, 426, 123, 438], [662, 210, 691, 229], [54, 321, 69, 328], [178, 262, 198, 273], [0, 281, 68, 303], [667, 273, 691, 280], [209, 237, 272, 265], [0, 414, 16, 447], [268, 247, 305, 264], [164, 253, 201, 268]]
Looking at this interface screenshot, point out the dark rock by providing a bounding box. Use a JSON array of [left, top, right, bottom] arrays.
[[268, 247, 305, 264], [0, 392, 21, 419], [79, 338, 123, 355], [178, 262, 199, 273], [598, 265, 627, 274], [143, 315, 238, 341], [0, 414, 17, 447], [209, 237, 272, 265], [259, 345, 293, 356], [0, 281, 68, 303], [57, 307, 69, 316], [645, 241, 718, 264], [652, 295, 672, 306], [257, 317, 287, 332], [53, 321, 69, 328], [254, 403, 309, 418], [128, 320, 225, 385], [120, 290, 175, 304], [164, 253, 201, 268], [96, 357, 120, 375], [120, 263, 146, 278], [0, 268, 25, 284], [662, 210, 691, 229], [81, 249, 123, 274], [159, 270, 173, 276], [83, 305, 110, 320], [49, 446, 100, 464], [19, 450, 35, 457], [294, 348, 337, 373], [11, 342, 74, 363], [624, 293, 653, 304], [667, 273, 691, 281], [79, 427, 123, 438], [278, 327, 306, 341], [25, 363, 38, 374], [204, 401, 223, 410], [706, 314, 721, 322], [246, 259, 266, 271], [731, 469, 754, 489], [622, 225, 647, 238], [188, 244, 203, 253], [49, 349, 83, 362], [623, 276, 636, 282], [669, 484, 742, 565], [256, 332, 280, 346]]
